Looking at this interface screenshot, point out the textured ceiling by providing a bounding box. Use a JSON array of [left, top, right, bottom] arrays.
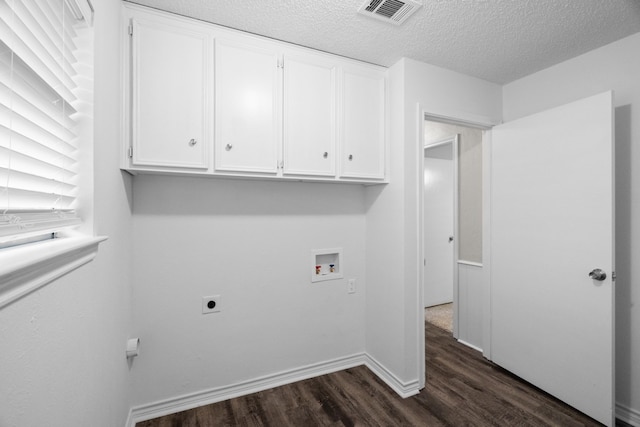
[[125, 0, 640, 84]]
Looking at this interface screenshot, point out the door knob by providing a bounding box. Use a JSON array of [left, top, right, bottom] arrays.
[[448, 236, 454, 243], [188, 138, 197, 146], [588, 269, 607, 281], [225, 144, 233, 151]]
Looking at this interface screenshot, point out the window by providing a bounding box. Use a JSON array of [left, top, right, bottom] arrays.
[[0, 0, 93, 248], [0, 0, 100, 308]]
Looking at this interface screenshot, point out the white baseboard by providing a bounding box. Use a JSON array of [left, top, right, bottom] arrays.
[[363, 354, 421, 398], [125, 408, 134, 427], [126, 352, 422, 426], [457, 338, 483, 353], [617, 402, 640, 426], [127, 353, 366, 426], [126, 353, 638, 427]]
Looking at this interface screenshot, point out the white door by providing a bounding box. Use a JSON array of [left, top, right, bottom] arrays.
[[423, 140, 455, 307], [282, 53, 336, 177], [491, 91, 614, 425], [215, 39, 280, 174]]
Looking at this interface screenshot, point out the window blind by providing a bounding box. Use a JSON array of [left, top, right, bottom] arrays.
[[0, 0, 92, 245]]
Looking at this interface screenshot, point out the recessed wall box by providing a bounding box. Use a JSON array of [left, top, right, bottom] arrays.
[[311, 248, 343, 282]]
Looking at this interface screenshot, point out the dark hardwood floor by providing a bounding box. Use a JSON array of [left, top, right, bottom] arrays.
[[138, 322, 611, 426]]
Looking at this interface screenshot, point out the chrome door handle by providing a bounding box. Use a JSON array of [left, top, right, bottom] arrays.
[[448, 236, 454, 243], [189, 138, 197, 146], [589, 269, 607, 281]]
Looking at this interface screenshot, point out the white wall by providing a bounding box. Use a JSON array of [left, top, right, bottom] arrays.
[[130, 176, 366, 406], [502, 32, 640, 423], [365, 58, 501, 388], [0, 1, 134, 426]]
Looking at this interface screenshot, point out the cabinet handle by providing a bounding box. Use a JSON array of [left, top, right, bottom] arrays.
[[323, 152, 328, 159], [225, 144, 233, 151], [348, 154, 353, 161], [189, 138, 197, 146]]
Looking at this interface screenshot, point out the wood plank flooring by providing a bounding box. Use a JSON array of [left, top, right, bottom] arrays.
[[137, 322, 611, 426]]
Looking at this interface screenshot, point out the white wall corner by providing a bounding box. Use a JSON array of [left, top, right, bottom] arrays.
[[364, 354, 421, 398]]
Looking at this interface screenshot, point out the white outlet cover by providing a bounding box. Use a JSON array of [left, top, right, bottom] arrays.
[[202, 295, 221, 314], [348, 279, 356, 294]]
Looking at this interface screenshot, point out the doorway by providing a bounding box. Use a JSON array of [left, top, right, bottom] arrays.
[[418, 92, 615, 425], [422, 119, 484, 347], [423, 136, 457, 334]]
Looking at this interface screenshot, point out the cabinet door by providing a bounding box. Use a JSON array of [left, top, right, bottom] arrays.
[[215, 40, 280, 173], [283, 54, 336, 177], [131, 18, 209, 169], [340, 67, 385, 179]]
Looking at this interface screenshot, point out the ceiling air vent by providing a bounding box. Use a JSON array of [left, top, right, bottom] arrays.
[[358, 0, 423, 25]]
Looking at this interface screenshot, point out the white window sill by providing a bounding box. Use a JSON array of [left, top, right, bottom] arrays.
[[0, 235, 108, 309]]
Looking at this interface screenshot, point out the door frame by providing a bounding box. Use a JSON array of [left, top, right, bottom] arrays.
[[422, 135, 459, 336]]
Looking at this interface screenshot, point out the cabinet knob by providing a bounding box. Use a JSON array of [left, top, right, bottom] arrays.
[[323, 152, 328, 159], [348, 154, 353, 161], [189, 138, 197, 146], [225, 144, 233, 151]]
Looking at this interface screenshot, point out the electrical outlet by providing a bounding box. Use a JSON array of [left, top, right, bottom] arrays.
[[348, 279, 356, 294], [202, 295, 221, 314]]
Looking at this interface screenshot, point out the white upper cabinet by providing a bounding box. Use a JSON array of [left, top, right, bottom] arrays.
[[282, 53, 336, 177], [215, 39, 280, 174], [340, 66, 386, 180], [123, 4, 386, 183], [130, 16, 211, 169]]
